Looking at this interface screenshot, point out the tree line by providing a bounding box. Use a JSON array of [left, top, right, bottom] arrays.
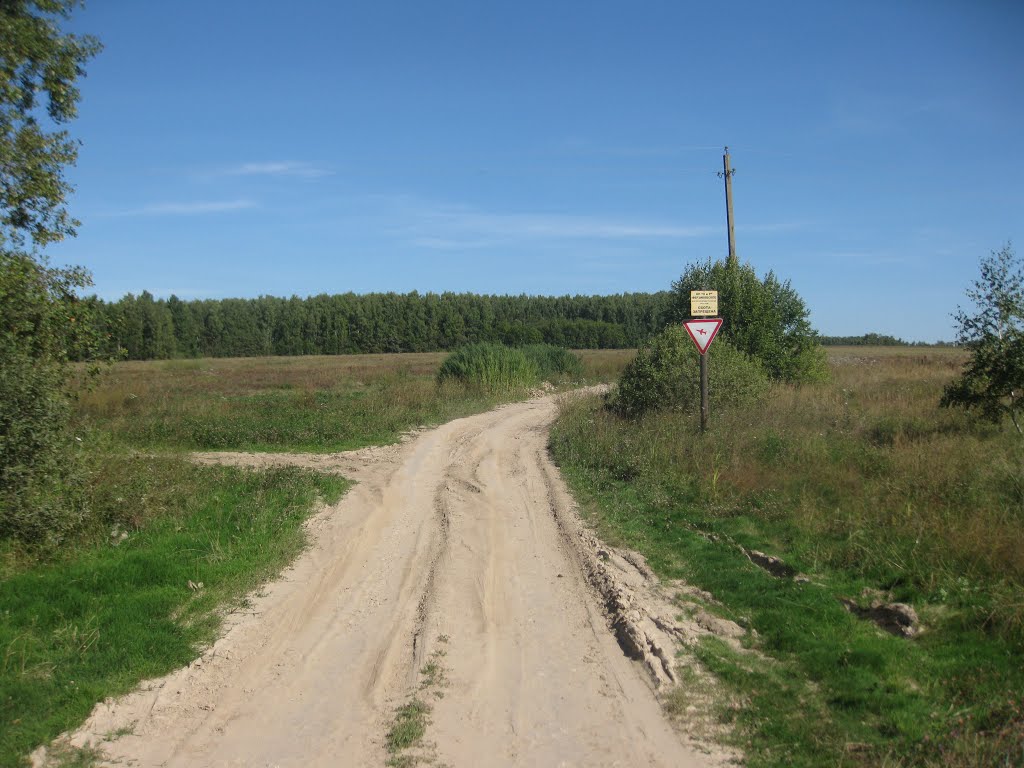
[[87, 290, 673, 360], [817, 333, 954, 347]]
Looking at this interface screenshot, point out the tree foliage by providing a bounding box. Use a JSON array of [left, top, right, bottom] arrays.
[[86, 291, 671, 360], [667, 259, 827, 382], [0, 251, 104, 543], [1, 1, 101, 546], [941, 244, 1024, 434], [1, 0, 101, 248]]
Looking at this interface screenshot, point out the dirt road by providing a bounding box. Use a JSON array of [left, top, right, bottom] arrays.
[[48, 393, 735, 767]]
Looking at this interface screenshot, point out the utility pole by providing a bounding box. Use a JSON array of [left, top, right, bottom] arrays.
[[718, 146, 737, 267]]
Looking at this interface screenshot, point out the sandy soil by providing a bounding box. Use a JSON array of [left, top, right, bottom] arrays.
[[39, 392, 740, 767]]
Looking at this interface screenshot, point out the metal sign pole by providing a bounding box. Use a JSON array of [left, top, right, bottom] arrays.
[[700, 351, 709, 433], [684, 313, 721, 434]]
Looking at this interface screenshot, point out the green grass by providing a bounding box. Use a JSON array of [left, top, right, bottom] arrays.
[[74, 350, 619, 452], [550, 347, 1024, 766], [385, 698, 431, 753], [0, 449, 346, 767]]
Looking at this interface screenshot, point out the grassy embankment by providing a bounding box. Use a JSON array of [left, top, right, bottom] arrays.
[[551, 346, 1024, 767], [1, 349, 623, 767]]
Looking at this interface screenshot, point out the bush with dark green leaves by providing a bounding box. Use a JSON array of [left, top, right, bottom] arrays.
[[609, 325, 769, 418], [668, 259, 827, 383]]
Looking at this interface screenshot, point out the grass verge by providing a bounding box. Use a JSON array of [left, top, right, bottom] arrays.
[[0, 449, 347, 767], [550, 348, 1024, 766]]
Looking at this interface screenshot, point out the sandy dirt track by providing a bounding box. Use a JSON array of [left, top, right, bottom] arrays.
[[45, 393, 735, 767]]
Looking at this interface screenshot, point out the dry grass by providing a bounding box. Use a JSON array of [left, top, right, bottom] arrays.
[[551, 345, 1024, 765], [72, 350, 635, 452]]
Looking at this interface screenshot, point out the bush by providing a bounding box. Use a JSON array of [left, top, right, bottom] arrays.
[[0, 253, 102, 546], [609, 325, 769, 418], [436, 343, 539, 392], [668, 259, 827, 383], [520, 344, 583, 380]]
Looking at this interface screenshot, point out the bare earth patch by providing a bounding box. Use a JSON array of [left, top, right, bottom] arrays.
[[35, 392, 739, 767]]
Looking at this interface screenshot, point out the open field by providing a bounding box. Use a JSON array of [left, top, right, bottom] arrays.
[[3, 349, 632, 767], [73, 349, 630, 452], [551, 346, 1024, 766], [9, 345, 1020, 767]]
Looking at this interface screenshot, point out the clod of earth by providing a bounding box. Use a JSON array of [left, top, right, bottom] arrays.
[[839, 597, 921, 638]]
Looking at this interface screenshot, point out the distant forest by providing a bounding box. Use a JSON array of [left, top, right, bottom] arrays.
[[88, 291, 673, 360], [81, 291, 949, 361], [816, 333, 951, 347]]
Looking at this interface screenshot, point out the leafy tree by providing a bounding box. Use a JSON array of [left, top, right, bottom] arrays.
[[667, 258, 827, 382], [1, 1, 101, 545], [1, 1, 102, 249], [941, 244, 1024, 434]]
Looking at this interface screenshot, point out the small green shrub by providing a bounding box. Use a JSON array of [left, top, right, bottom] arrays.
[[609, 325, 769, 418], [436, 343, 539, 392], [521, 344, 583, 380]]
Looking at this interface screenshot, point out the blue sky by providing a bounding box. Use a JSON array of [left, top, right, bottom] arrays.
[[51, 0, 1023, 342]]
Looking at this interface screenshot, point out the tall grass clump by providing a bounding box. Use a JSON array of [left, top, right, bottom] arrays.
[[436, 343, 540, 392], [520, 344, 583, 381], [609, 325, 769, 418]]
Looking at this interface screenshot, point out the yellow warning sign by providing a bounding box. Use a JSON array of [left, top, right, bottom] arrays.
[[690, 290, 718, 317]]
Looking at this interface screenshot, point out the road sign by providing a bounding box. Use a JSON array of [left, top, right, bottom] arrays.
[[690, 290, 718, 316], [683, 318, 723, 355]]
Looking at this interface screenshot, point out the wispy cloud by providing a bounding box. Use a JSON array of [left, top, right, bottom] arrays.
[[221, 161, 332, 178], [107, 199, 258, 217], [411, 202, 713, 244]]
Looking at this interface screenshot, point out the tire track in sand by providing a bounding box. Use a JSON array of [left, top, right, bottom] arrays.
[[39, 392, 737, 767]]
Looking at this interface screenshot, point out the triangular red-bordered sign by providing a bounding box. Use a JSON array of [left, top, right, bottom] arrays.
[[683, 318, 723, 355]]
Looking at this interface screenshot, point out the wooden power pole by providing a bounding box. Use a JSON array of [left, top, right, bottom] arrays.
[[719, 147, 737, 267]]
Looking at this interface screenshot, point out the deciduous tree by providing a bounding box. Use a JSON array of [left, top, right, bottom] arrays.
[[941, 244, 1024, 434], [1, 1, 101, 545]]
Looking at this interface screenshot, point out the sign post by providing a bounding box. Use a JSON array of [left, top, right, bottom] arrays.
[[683, 316, 723, 433]]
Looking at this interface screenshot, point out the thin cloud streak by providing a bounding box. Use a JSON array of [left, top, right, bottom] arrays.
[[106, 199, 258, 217], [416, 204, 714, 242], [222, 161, 332, 178]]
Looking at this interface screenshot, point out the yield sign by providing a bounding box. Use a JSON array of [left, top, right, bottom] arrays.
[[683, 318, 723, 355]]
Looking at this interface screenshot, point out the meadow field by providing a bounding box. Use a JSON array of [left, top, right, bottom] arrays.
[[3, 346, 1021, 766], [552, 346, 1024, 766]]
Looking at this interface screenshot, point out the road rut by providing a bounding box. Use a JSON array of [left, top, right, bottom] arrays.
[[48, 393, 727, 767]]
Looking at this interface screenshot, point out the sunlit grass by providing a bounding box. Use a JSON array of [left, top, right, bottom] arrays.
[[551, 346, 1024, 766], [74, 350, 633, 452]]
